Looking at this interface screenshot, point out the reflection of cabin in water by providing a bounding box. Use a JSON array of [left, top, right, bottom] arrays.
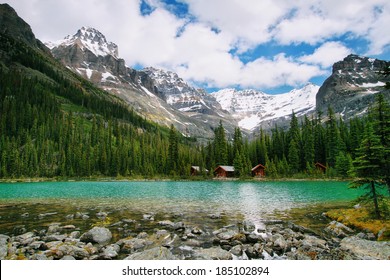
[[214, 166, 235, 178], [315, 162, 327, 173], [190, 166, 209, 176], [252, 164, 266, 177]]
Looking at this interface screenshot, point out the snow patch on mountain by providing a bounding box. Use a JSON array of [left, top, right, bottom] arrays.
[[47, 27, 118, 58], [212, 83, 320, 131]]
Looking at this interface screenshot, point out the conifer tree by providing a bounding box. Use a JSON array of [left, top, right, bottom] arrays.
[[214, 121, 228, 166], [288, 139, 300, 174], [326, 107, 341, 167], [168, 124, 179, 173], [370, 94, 390, 195], [351, 123, 385, 219]]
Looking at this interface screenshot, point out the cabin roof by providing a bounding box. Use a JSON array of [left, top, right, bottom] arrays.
[[214, 165, 235, 172], [191, 166, 209, 172], [315, 162, 327, 169], [251, 164, 266, 172]]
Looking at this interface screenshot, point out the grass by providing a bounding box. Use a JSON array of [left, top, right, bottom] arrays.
[[326, 204, 390, 241]]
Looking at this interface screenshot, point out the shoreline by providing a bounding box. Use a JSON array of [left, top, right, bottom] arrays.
[[0, 202, 388, 260], [0, 177, 353, 183]]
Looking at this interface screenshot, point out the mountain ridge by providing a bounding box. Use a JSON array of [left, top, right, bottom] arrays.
[[46, 26, 321, 135], [211, 83, 319, 131], [316, 54, 390, 118]]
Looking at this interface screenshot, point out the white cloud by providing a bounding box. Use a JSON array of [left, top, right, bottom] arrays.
[[239, 54, 325, 89], [3, 0, 389, 91], [184, 0, 289, 52], [273, 0, 390, 52], [299, 42, 352, 68]]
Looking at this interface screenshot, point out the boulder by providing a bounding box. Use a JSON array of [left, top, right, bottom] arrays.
[[119, 238, 149, 254], [101, 244, 120, 259], [340, 236, 390, 260], [325, 221, 354, 238], [191, 226, 203, 235], [0, 234, 10, 260], [247, 233, 266, 243], [63, 225, 76, 230], [14, 232, 35, 243], [230, 245, 243, 256], [38, 212, 58, 219], [61, 255, 76, 260], [47, 223, 62, 234], [301, 235, 328, 250], [194, 247, 233, 260], [214, 228, 238, 241], [143, 214, 155, 221], [124, 246, 176, 260], [43, 234, 67, 242], [80, 227, 112, 245], [243, 220, 256, 233], [69, 231, 81, 239], [272, 234, 288, 252], [54, 244, 90, 259]]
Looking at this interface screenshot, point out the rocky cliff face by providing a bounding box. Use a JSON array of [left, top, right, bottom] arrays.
[[141, 67, 227, 116], [0, 4, 37, 47], [316, 54, 390, 117], [0, 3, 51, 54]]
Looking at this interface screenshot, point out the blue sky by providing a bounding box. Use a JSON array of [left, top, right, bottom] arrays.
[[5, 0, 390, 94]]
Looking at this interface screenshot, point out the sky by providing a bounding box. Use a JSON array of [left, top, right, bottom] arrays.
[[3, 0, 390, 93]]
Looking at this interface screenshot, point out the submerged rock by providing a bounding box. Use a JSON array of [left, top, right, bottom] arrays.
[[243, 220, 256, 233]]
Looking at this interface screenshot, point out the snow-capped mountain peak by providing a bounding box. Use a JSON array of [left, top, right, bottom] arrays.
[[211, 83, 320, 131], [47, 26, 118, 58]]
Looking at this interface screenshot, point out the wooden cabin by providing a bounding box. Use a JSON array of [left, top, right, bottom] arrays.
[[315, 162, 327, 173], [252, 164, 266, 177], [190, 166, 209, 176], [214, 166, 235, 178]]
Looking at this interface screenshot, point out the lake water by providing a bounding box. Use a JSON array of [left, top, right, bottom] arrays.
[[0, 180, 362, 237]]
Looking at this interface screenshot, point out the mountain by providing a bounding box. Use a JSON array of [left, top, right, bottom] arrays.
[[46, 27, 389, 137], [0, 3, 204, 178], [47, 27, 237, 139], [211, 83, 320, 131], [0, 3, 37, 47], [316, 54, 390, 117], [142, 67, 222, 115]]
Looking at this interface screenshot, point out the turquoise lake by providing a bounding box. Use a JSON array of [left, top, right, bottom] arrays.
[[0, 181, 363, 236]]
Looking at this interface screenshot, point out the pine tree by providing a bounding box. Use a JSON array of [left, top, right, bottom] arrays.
[[167, 124, 179, 173], [314, 111, 326, 164], [214, 121, 228, 166], [326, 107, 341, 167], [370, 94, 390, 195], [302, 116, 315, 168], [351, 123, 385, 219], [335, 151, 353, 178], [288, 139, 300, 174]]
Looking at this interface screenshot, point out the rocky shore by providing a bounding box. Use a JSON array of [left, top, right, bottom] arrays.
[[1, 211, 389, 260]]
